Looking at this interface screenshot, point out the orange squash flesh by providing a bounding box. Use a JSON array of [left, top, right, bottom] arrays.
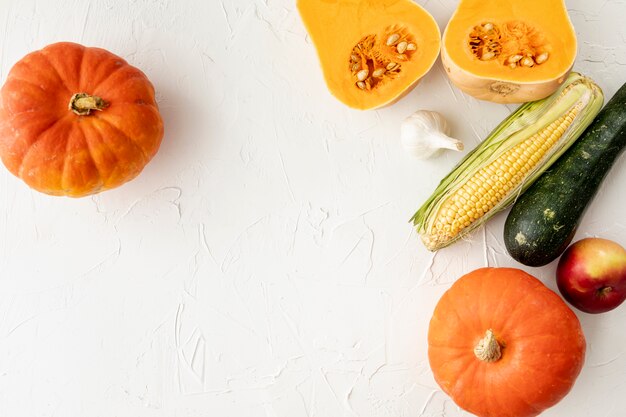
[[298, 0, 441, 110], [442, 0, 577, 103]]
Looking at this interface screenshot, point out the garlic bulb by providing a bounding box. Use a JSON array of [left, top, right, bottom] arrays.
[[400, 110, 464, 159]]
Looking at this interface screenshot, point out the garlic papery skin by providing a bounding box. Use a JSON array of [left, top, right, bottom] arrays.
[[401, 110, 464, 159]]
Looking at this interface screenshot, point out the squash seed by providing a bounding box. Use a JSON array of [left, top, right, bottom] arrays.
[[348, 25, 417, 91], [469, 23, 502, 61], [372, 68, 385, 78], [469, 21, 551, 70], [507, 55, 523, 64], [386, 33, 400, 46], [535, 52, 549, 64], [356, 69, 369, 81]]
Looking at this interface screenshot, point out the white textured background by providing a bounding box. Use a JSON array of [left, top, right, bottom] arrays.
[[0, 0, 625, 416]]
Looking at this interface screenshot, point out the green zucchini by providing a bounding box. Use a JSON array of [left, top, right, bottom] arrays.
[[504, 81, 626, 266]]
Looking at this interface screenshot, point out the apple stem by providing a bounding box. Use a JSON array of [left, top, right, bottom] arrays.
[[474, 329, 502, 362]]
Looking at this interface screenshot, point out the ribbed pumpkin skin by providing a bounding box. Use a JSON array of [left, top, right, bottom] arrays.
[[428, 268, 586, 417], [0, 42, 164, 197]]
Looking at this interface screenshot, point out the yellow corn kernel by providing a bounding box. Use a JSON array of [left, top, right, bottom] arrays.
[[424, 107, 580, 248]]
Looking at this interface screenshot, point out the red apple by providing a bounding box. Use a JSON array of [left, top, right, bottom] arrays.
[[557, 238, 626, 313]]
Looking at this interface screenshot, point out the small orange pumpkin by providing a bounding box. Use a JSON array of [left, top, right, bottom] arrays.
[[428, 267, 585, 417], [0, 42, 164, 197]]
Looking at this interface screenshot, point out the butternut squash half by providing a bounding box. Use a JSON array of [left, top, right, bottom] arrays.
[[297, 0, 441, 110], [441, 0, 577, 103]]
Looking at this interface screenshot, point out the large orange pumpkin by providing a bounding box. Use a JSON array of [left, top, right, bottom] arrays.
[[428, 267, 585, 417], [0, 42, 164, 197]]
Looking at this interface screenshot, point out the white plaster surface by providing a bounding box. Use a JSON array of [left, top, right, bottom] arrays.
[[0, 0, 625, 416]]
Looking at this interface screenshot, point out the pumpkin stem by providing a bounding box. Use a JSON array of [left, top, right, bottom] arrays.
[[474, 329, 502, 362], [69, 93, 109, 116]]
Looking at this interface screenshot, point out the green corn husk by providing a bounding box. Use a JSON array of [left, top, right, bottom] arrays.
[[411, 72, 604, 251]]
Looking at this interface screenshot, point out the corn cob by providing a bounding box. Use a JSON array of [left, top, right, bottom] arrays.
[[411, 73, 603, 251]]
